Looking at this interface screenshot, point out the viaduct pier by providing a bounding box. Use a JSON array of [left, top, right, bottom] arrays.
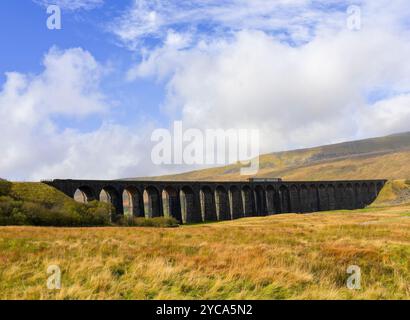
[[44, 179, 386, 224]]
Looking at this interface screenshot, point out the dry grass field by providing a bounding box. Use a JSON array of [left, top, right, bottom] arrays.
[[0, 204, 409, 300]]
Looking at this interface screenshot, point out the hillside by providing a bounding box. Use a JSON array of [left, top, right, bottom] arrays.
[[0, 181, 111, 226], [146, 132, 410, 181]]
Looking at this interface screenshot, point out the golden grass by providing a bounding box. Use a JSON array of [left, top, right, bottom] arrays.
[[0, 205, 409, 300], [371, 180, 410, 207]]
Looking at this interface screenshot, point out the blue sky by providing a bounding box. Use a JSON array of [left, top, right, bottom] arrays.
[[1, 1, 410, 180]]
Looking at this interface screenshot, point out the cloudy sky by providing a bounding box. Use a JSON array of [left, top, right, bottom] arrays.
[[1, 0, 410, 181]]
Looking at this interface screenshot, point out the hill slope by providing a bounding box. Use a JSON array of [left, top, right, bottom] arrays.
[[147, 132, 410, 181]]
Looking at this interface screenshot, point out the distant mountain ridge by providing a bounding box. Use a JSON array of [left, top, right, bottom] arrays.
[[138, 131, 410, 181]]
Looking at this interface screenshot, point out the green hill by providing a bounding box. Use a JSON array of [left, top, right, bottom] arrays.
[[0, 180, 111, 226], [145, 132, 410, 181]]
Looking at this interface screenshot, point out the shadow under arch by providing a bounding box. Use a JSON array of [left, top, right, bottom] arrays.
[[279, 185, 291, 213], [289, 185, 300, 213], [254, 185, 267, 216], [266, 185, 277, 214], [200, 186, 217, 222], [336, 183, 345, 209], [180, 186, 201, 223], [215, 186, 230, 221], [318, 184, 329, 211], [162, 186, 182, 222], [241, 186, 254, 217], [123, 187, 144, 217], [99, 186, 122, 215], [299, 184, 309, 213], [74, 186, 96, 203], [229, 185, 243, 219], [345, 183, 355, 209], [144, 186, 162, 218], [327, 184, 336, 210]]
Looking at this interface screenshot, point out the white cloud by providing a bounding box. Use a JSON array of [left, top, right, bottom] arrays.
[[33, 0, 103, 11], [359, 94, 410, 137], [128, 1, 410, 154], [0, 47, 157, 181], [110, 0, 341, 49], [4, 1, 410, 181]]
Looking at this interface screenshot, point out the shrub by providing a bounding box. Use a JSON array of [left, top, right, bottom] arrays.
[[0, 188, 111, 227], [0, 181, 177, 228], [115, 216, 179, 228], [0, 179, 12, 196]]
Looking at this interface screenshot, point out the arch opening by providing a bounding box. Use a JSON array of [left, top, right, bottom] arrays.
[[215, 186, 231, 221], [254, 186, 267, 216], [345, 184, 355, 209], [229, 186, 243, 219], [266, 186, 278, 214], [279, 186, 291, 213], [336, 184, 345, 209], [242, 186, 254, 217], [180, 186, 200, 223], [200, 186, 217, 221], [99, 186, 122, 215], [290, 185, 300, 213], [123, 187, 144, 217], [143, 186, 162, 218], [74, 186, 95, 204], [318, 184, 329, 211], [327, 185, 336, 210], [162, 187, 182, 222], [299, 185, 309, 213], [309, 185, 319, 212], [354, 183, 363, 209]]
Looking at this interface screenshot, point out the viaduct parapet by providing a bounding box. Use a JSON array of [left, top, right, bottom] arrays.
[[43, 179, 386, 224]]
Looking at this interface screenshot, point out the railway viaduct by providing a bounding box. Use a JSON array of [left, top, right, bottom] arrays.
[[43, 179, 386, 224]]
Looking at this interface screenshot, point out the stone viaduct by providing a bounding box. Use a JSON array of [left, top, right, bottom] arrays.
[[44, 178, 386, 224]]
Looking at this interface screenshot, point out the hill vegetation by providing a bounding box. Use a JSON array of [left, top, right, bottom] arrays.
[[0, 180, 179, 227], [146, 132, 410, 181], [371, 180, 410, 207], [0, 180, 111, 227]]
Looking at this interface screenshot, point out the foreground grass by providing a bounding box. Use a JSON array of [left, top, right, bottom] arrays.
[[0, 205, 409, 300]]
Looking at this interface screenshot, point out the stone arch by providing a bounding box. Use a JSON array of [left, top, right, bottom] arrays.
[[345, 183, 355, 209], [368, 182, 377, 205], [327, 184, 336, 210], [318, 184, 329, 211], [242, 186, 254, 217], [162, 186, 182, 222], [180, 186, 200, 223], [299, 185, 309, 213], [229, 186, 243, 219], [309, 185, 319, 212], [99, 186, 122, 215], [361, 183, 369, 207], [279, 185, 291, 213], [336, 184, 345, 209], [215, 186, 231, 220], [74, 186, 96, 203], [289, 185, 300, 213], [354, 183, 363, 208], [144, 186, 162, 218], [122, 187, 144, 217], [254, 185, 267, 216], [266, 185, 278, 214], [200, 186, 217, 221]]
